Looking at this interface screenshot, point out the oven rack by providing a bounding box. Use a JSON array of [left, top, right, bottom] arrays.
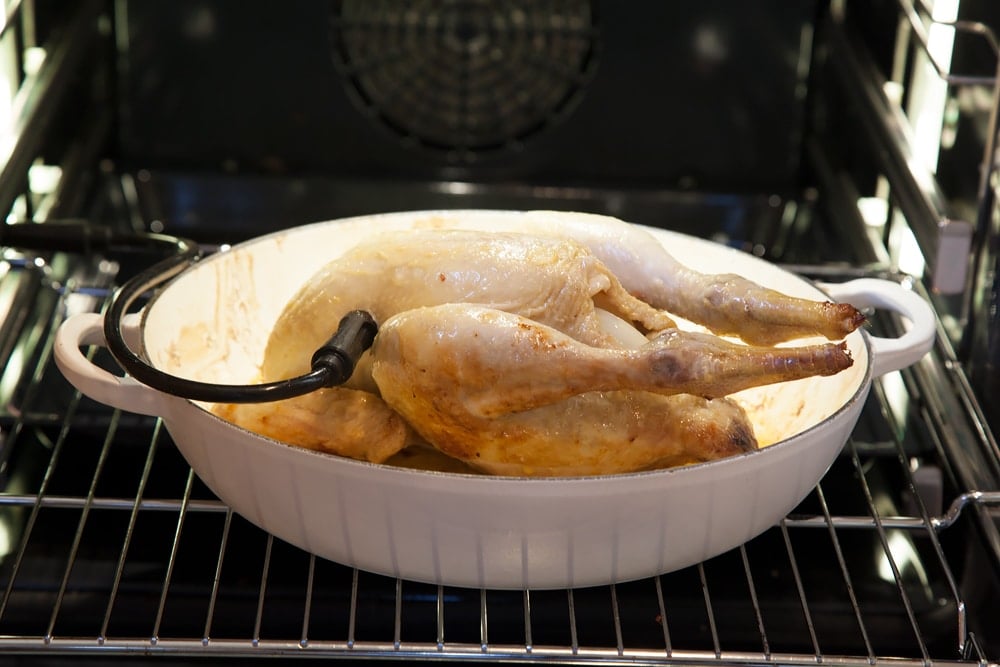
[[0, 251, 995, 664], [0, 444, 997, 664]]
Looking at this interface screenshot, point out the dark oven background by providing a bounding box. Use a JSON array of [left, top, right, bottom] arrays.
[[116, 0, 823, 246], [121, 1, 812, 189]]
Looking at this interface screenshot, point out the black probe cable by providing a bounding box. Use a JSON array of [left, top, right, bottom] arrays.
[[94, 232, 378, 404]]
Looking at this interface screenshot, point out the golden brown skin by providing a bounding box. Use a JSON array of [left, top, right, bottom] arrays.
[[647, 273, 867, 346], [214, 388, 411, 464], [371, 305, 852, 413], [378, 388, 756, 477]]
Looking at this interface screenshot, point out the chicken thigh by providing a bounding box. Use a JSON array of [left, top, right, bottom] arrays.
[[213, 227, 857, 475]]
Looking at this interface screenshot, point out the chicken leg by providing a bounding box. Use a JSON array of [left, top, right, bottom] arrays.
[[370, 304, 769, 476], [372, 303, 851, 411], [414, 211, 866, 345]]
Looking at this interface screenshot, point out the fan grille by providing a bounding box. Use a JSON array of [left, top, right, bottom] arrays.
[[331, 0, 598, 158]]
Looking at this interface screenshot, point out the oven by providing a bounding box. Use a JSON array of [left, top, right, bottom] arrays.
[[0, 0, 999, 663]]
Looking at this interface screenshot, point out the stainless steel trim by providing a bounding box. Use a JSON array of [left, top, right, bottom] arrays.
[[0, 0, 104, 219], [827, 17, 974, 294], [0, 637, 990, 666], [899, 0, 998, 87]]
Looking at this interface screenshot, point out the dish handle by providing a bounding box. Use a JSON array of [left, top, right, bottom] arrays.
[[820, 278, 936, 377], [54, 312, 168, 417]]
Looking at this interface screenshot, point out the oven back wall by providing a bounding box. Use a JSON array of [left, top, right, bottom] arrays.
[[116, 0, 818, 192]]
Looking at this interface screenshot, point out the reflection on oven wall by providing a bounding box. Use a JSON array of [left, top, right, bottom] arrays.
[[116, 0, 818, 193], [827, 0, 1000, 427]]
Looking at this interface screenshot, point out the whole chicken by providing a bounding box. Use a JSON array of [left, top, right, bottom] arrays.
[[216, 225, 855, 476]]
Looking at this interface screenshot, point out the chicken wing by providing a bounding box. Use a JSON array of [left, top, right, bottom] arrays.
[[215, 387, 412, 463]]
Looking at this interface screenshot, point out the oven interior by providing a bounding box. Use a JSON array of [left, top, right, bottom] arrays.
[[0, 0, 999, 663]]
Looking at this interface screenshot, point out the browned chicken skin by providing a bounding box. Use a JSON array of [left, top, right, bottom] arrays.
[[215, 388, 411, 463], [373, 305, 851, 415]]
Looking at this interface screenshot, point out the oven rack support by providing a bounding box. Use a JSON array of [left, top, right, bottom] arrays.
[[898, 0, 998, 88], [826, 13, 975, 295], [1, 488, 997, 534], [0, 639, 991, 666], [787, 490, 1000, 531], [895, 0, 1000, 271]]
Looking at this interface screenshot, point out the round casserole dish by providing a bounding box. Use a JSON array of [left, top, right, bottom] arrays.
[[54, 210, 935, 590]]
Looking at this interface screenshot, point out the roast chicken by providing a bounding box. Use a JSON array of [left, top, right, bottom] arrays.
[[216, 216, 862, 476]]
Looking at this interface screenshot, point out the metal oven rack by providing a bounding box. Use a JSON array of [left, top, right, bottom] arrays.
[[0, 246, 996, 665]]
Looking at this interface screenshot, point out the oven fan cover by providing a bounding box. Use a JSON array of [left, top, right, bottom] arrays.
[[330, 0, 599, 160]]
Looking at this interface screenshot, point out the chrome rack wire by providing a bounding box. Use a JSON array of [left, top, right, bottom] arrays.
[[0, 250, 996, 664]]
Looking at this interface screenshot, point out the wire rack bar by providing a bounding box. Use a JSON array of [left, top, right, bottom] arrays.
[[813, 482, 874, 658], [1, 490, 997, 530], [566, 588, 580, 655], [0, 636, 992, 666], [43, 404, 120, 641], [522, 589, 533, 654], [301, 554, 316, 648], [778, 520, 824, 661], [653, 576, 671, 657], [98, 418, 164, 643], [150, 468, 195, 644], [252, 533, 275, 648], [0, 287, 78, 622], [202, 508, 232, 645], [848, 439, 932, 662], [738, 545, 769, 659]]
